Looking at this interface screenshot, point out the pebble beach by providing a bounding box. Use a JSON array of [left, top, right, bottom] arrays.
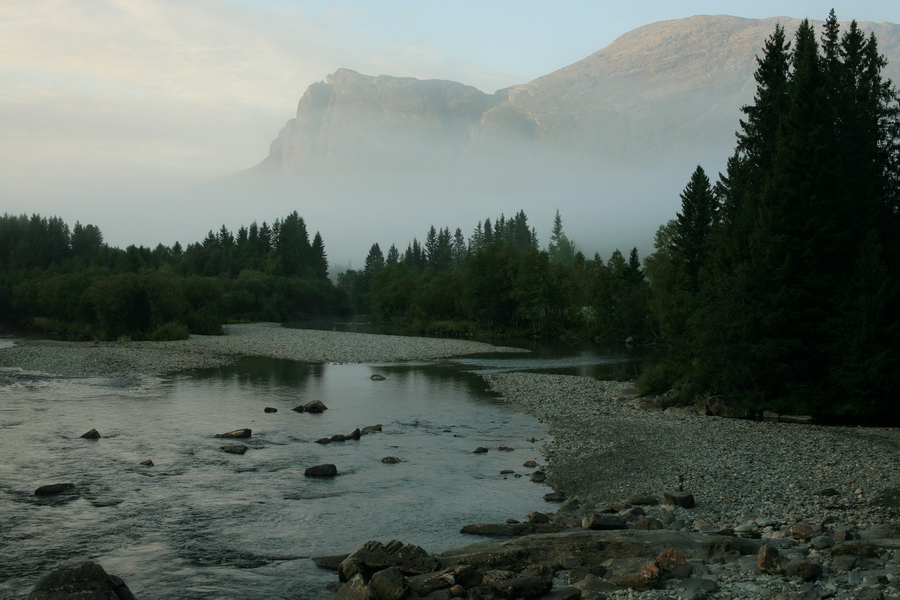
[[0, 322, 522, 378], [3, 323, 899, 599]]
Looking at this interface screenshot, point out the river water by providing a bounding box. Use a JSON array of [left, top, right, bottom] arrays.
[[0, 334, 643, 600]]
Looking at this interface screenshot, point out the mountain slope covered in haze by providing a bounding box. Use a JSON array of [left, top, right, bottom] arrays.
[[257, 15, 900, 173], [227, 14, 900, 270]]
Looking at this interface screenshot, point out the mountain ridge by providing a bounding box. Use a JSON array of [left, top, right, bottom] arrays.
[[255, 15, 900, 174], [221, 14, 900, 271]]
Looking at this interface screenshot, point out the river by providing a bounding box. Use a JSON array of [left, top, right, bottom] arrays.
[[0, 332, 643, 600]]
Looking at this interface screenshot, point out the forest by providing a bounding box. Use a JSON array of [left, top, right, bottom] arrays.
[[1, 14, 898, 418], [0, 211, 344, 340], [337, 13, 900, 419]]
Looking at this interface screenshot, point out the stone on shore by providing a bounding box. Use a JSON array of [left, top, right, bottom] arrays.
[[582, 513, 627, 530], [214, 428, 251, 439], [627, 494, 659, 506], [705, 395, 753, 419], [757, 544, 781, 574], [460, 523, 562, 536], [26, 561, 136, 600], [664, 491, 696, 509], [368, 566, 408, 600], [339, 540, 440, 581]]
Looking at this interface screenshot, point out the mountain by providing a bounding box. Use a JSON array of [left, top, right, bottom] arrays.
[[256, 15, 900, 173], [230, 15, 900, 270]]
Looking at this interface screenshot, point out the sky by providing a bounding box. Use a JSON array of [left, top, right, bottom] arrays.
[[2, 1, 900, 267]]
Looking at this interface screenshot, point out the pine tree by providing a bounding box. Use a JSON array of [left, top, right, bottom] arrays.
[[363, 243, 384, 279], [671, 166, 716, 286], [548, 209, 575, 266], [311, 232, 328, 279], [671, 14, 900, 416], [386, 244, 400, 266]]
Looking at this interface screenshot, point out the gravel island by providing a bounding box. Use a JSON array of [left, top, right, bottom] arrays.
[[0, 322, 523, 377]]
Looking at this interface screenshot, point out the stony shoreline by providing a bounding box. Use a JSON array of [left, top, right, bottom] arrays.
[[4, 324, 899, 599], [0, 322, 523, 378], [479, 372, 900, 599]]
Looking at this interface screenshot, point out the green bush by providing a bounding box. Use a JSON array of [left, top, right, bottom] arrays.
[[148, 321, 190, 341], [636, 360, 683, 396]]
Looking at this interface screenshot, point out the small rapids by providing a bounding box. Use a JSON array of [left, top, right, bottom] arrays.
[[0, 358, 552, 600]]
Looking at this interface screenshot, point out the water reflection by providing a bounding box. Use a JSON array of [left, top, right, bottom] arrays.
[[0, 355, 551, 600]]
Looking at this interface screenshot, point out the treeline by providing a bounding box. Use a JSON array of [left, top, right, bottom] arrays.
[[641, 14, 900, 418], [337, 210, 653, 340], [0, 211, 347, 340]]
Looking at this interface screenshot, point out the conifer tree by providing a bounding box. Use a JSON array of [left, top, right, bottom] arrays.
[[662, 14, 900, 416], [311, 232, 328, 279]]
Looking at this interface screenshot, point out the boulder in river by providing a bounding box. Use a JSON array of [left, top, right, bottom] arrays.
[[370, 374, 386, 381], [304, 400, 328, 414], [264, 407, 277, 413], [305, 463, 338, 478], [221, 444, 249, 455], [34, 483, 76, 496], [26, 560, 136, 600], [80, 428, 101, 439], [215, 428, 251, 439]]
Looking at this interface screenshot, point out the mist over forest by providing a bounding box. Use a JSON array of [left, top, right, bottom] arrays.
[[3, 13, 900, 420]]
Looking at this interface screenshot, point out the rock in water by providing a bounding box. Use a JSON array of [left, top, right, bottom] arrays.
[[305, 463, 338, 477], [214, 428, 251, 439], [221, 444, 249, 455], [304, 400, 328, 413], [26, 560, 137, 600], [34, 483, 76, 496], [264, 407, 277, 413], [80, 428, 101, 439]]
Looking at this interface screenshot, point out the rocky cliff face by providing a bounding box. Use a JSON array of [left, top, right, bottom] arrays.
[[255, 15, 900, 174], [257, 68, 505, 172]]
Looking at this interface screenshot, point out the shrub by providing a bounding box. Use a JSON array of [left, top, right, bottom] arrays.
[[148, 321, 190, 341], [636, 360, 683, 396]]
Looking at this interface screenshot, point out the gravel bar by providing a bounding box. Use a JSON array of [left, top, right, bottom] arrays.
[[0, 322, 522, 378], [483, 372, 900, 531]]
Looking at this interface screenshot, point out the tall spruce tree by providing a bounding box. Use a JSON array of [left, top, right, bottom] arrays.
[[658, 15, 900, 417]]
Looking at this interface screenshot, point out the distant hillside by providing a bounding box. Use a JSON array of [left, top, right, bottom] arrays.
[[223, 15, 900, 271], [256, 15, 900, 173]]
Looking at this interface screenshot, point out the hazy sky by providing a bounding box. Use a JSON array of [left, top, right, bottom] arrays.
[[3, 1, 900, 262]]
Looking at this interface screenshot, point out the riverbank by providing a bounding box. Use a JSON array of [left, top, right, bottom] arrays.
[[4, 324, 899, 599], [480, 372, 900, 599], [0, 322, 523, 378]]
